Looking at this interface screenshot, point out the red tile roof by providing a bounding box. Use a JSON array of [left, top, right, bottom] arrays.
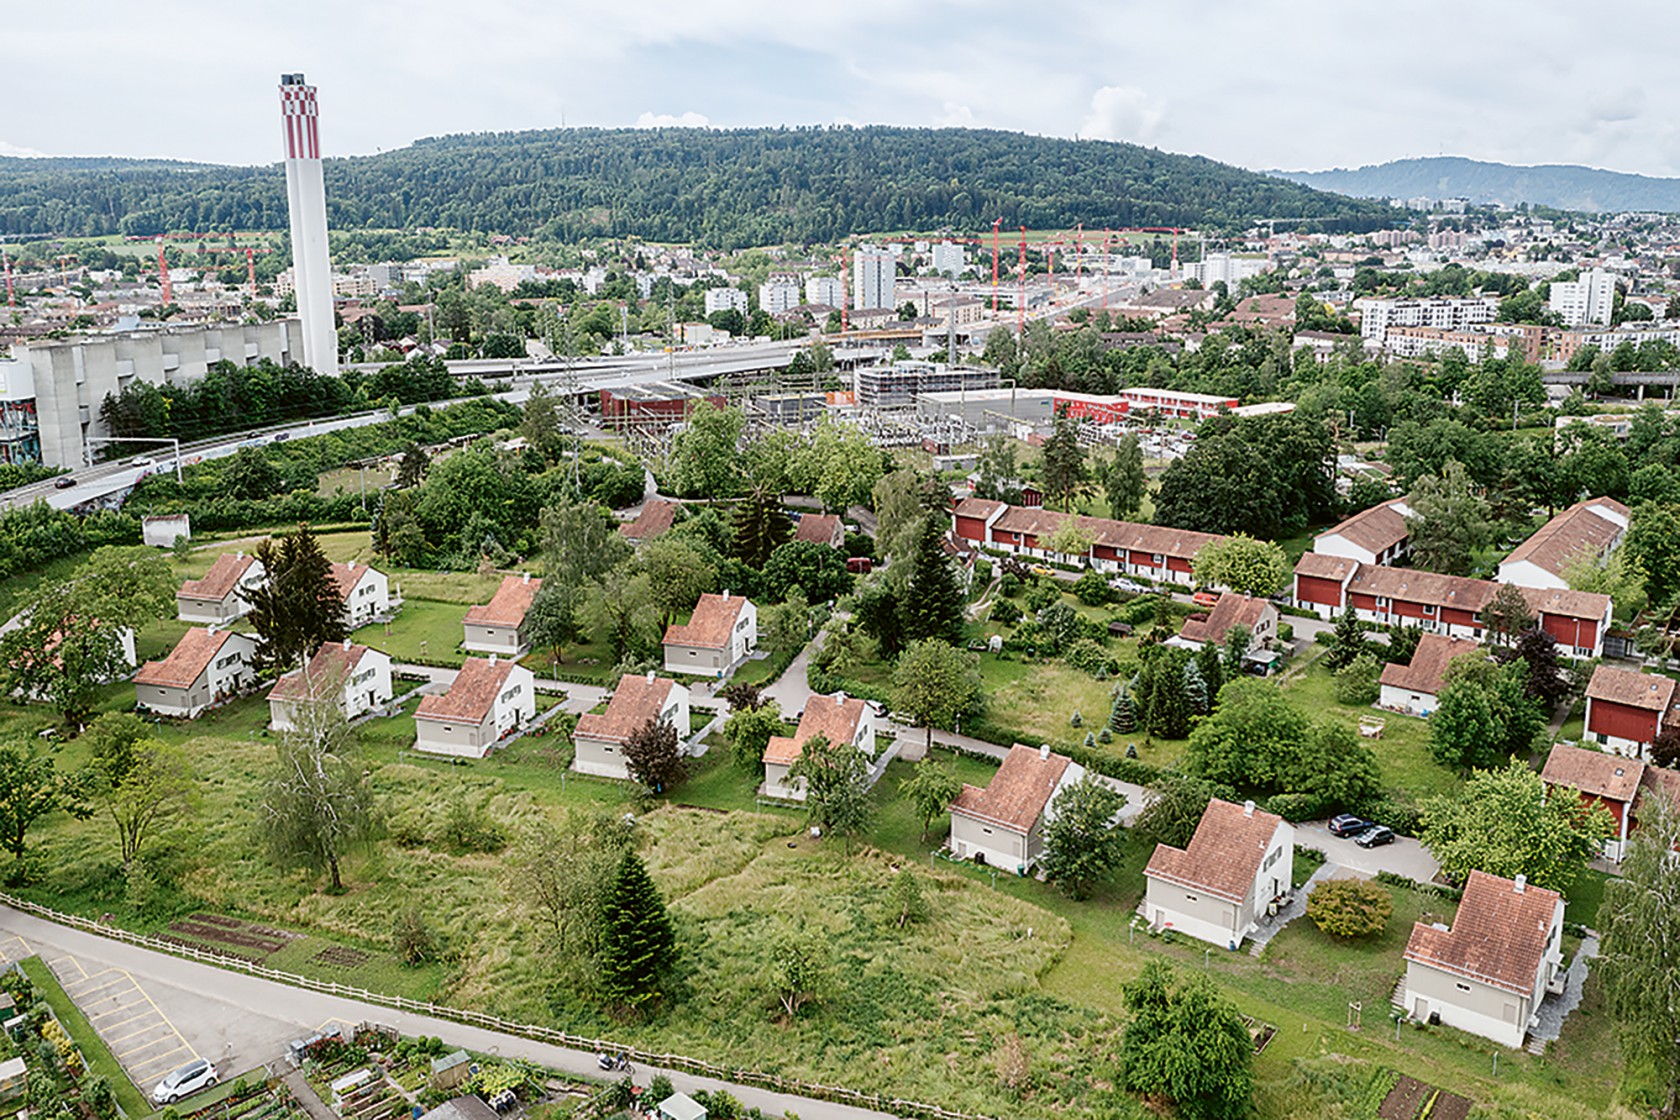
[[329, 561, 378, 602], [1518, 585, 1613, 625], [1541, 743, 1644, 804], [1586, 664, 1678, 712], [1145, 798, 1286, 903], [1500, 497, 1629, 579], [1294, 552, 1357, 582], [663, 592, 750, 650], [464, 574, 541, 628], [1404, 870, 1560, 996], [574, 674, 678, 744], [416, 657, 521, 724], [950, 744, 1073, 834], [952, 496, 1006, 521], [134, 628, 240, 689], [1179, 593, 1272, 645], [761, 692, 868, 766], [1346, 564, 1496, 614], [1378, 634, 1481, 696], [268, 642, 377, 702], [988, 504, 1223, 561], [1315, 498, 1411, 556], [794, 514, 843, 546], [620, 500, 679, 542], [178, 553, 257, 603]]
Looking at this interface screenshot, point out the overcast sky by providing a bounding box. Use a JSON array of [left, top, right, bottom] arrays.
[[9, 1, 1680, 178]]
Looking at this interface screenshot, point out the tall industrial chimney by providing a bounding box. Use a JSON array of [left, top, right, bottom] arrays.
[[278, 73, 338, 377]]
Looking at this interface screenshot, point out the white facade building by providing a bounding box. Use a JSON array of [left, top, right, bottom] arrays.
[[704, 287, 749, 316], [1358, 296, 1500, 343], [852, 250, 896, 311], [1549, 268, 1617, 328], [278, 74, 337, 377], [930, 241, 966, 276], [757, 277, 801, 314], [805, 276, 844, 307]]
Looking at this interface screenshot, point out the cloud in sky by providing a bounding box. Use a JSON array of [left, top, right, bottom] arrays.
[[0, 140, 46, 158], [8, 1, 1680, 177]]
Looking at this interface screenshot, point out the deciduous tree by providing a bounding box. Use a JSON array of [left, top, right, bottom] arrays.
[[1419, 758, 1612, 896], [257, 697, 377, 893], [622, 717, 686, 793], [638, 538, 717, 628], [1190, 535, 1290, 598], [725, 700, 785, 771], [1598, 796, 1680, 1118], [667, 400, 744, 498], [1120, 961, 1253, 1120], [1306, 878, 1392, 939], [787, 734, 874, 849], [1405, 460, 1493, 577], [0, 740, 88, 863], [83, 713, 198, 869], [891, 639, 984, 753], [1481, 582, 1535, 647], [900, 758, 962, 842], [1040, 775, 1128, 900], [765, 926, 831, 1020], [1104, 435, 1146, 520]]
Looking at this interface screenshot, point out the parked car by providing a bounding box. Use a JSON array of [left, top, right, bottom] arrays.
[[1110, 577, 1146, 594], [1192, 590, 1220, 608], [153, 1060, 217, 1105], [1355, 825, 1396, 848], [845, 556, 873, 574], [1328, 814, 1372, 838], [1030, 565, 1053, 578], [53, 476, 76, 489]]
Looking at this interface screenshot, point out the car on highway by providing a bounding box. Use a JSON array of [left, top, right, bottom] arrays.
[[53, 476, 76, 490], [153, 1059, 217, 1105], [128, 455, 154, 467], [1354, 825, 1396, 849], [1328, 814, 1372, 838]]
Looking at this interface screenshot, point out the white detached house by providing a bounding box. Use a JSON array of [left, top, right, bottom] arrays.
[[414, 655, 536, 758], [948, 744, 1084, 873], [268, 641, 393, 731], [572, 673, 691, 780], [331, 561, 391, 629], [1143, 798, 1294, 950], [133, 627, 259, 719], [662, 592, 757, 678]]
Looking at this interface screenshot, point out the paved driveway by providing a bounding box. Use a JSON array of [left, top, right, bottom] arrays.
[[1296, 821, 1440, 881]]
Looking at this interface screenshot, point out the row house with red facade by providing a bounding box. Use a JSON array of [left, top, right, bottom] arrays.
[[1541, 743, 1680, 860], [951, 498, 1224, 587], [1583, 664, 1678, 758], [1292, 553, 1611, 659]]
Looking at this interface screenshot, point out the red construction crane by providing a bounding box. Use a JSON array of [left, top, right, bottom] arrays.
[[1, 243, 14, 307], [155, 237, 173, 305], [203, 245, 274, 290]]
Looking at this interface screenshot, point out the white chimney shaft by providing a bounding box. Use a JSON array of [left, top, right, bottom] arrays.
[[278, 73, 337, 378]]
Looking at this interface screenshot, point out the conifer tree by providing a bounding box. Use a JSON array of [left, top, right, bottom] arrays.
[[732, 484, 792, 568], [1109, 690, 1137, 734], [246, 525, 348, 672], [900, 516, 965, 645], [1195, 642, 1225, 709], [1323, 606, 1366, 670], [597, 851, 678, 1012], [1183, 658, 1210, 716]]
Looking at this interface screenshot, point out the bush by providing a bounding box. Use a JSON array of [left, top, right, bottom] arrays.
[[1073, 569, 1111, 606], [1332, 654, 1382, 706], [1024, 582, 1060, 612], [1306, 878, 1393, 939], [989, 599, 1022, 625], [1278, 623, 1294, 642], [999, 572, 1022, 598], [972, 557, 994, 587], [1064, 637, 1116, 677], [1264, 792, 1317, 822], [392, 907, 440, 965]]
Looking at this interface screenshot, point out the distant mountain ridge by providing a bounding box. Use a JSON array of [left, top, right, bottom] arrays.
[[0, 126, 1393, 247], [1271, 156, 1680, 214]]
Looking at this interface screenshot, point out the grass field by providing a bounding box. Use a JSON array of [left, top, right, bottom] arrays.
[[17, 956, 150, 1119]]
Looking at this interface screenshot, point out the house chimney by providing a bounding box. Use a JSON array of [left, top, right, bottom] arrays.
[[1243, 800, 1255, 817], [723, 589, 731, 600], [489, 653, 498, 666], [236, 550, 244, 559], [347, 560, 356, 571], [342, 639, 351, 651], [1039, 743, 1050, 760], [646, 670, 655, 683], [522, 572, 531, 584], [1514, 874, 1526, 893], [837, 691, 847, 704]]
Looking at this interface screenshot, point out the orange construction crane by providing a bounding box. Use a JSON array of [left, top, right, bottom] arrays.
[[154, 237, 173, 304], [203, 244, 274, 290]]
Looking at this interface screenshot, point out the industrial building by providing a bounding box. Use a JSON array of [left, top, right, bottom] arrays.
[[0, 319, 302, 468], [598, 382, 728, 427], [854, 360, 997, 408]]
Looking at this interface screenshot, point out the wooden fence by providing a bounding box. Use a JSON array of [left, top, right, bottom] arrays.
[[0, 892, 996, 1120]]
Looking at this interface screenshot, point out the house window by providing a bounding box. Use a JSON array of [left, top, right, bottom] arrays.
[[1375, 596, 1387, 607], [1422, 605, 1436, 616], [1456, 982, 1470, 992], [1185, 894, 1198, 903]]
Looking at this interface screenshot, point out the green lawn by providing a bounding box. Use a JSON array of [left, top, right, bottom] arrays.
[[1281, 660, 1464, 802], [17, 956, 150, 1119], [352, 598, 467, 664], [1565, 868, 1611, 928]]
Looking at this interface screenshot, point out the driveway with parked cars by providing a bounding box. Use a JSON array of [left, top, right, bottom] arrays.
[[1296, 820, 1441, 881]]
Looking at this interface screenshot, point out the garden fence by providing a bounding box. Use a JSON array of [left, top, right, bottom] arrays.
[[0, 892, 997, 1120]]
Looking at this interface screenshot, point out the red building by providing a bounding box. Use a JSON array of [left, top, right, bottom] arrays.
[[950, 498, 1223, 587], [1541, 743, 1680, 861], [598, 384, 727, 427], [1584, 664, 1678, 758]]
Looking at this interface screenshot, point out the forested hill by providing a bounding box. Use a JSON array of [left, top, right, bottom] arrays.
[[1272, 155, 1680, 214], [0, 126, 1393, 247]]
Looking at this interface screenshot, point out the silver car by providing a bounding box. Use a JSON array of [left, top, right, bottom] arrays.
[[153, 1059, 217, 1105]]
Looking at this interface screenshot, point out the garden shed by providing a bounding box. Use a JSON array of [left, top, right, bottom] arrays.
[[657, 1092, 708, 1120], [430, 1050, 472, 1091]]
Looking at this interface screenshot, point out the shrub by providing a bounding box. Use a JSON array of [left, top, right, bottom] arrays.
[[1073, 569, 1111, 606], [1306, 878, 1393, 939], [1024, 582, 1060, 612], [393, 907, 440, 965], [1332, 654, 1382, 706], [1064, 637, 1116, 677], [999, 572, 1021, 598], [1278, 623, 1294, 642], [1264, 792, 1317, 822], [972, 557, 994, 587], [989, 599, 1022, 625]]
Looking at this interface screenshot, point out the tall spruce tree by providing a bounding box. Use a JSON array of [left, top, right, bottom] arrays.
[[597, 851, 679, 1012], [1182, 658, 1210, 716], [733, 484, 793, 568], [1039, 405, 1091, 512], [900, 516, 965, 646], [1195, 643, 1225, 709], [1109, 689, 1137, 733], [1324, 606, 1367, 670], [246, 525, 348, 672]]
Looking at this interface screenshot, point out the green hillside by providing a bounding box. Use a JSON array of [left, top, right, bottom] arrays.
[[1, 126, 1393, 247]]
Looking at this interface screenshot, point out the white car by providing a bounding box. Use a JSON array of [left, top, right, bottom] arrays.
[[153, 1059, 217, 1105], [1110, 578, 1147, 594]]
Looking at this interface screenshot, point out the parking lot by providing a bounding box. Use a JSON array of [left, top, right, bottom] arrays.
[[52, 954, 202, 1095]]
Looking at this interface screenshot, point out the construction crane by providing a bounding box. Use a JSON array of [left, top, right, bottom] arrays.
[[1, 242, 14, 307], [154, 237, 173, 305], [203, 245, 275, 291]]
